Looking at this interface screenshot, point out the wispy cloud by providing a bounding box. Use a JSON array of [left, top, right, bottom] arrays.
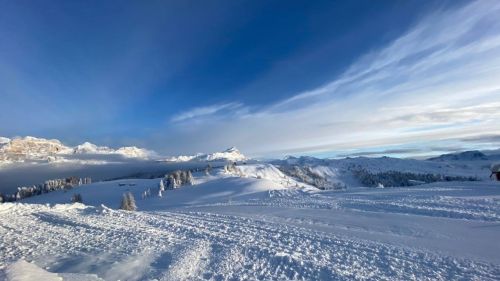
[[171, 102, 245, 122], [163, 1, 500, 157]]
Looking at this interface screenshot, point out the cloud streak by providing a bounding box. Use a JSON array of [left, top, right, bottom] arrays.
[[164, 1, 500, 157], [171, 102, 245, 122]]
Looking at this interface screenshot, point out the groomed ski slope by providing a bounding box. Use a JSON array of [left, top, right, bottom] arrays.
[[1, 164, 500, 280]]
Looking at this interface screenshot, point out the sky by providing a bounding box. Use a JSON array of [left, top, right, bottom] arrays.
[[1, 0, 500, 158]]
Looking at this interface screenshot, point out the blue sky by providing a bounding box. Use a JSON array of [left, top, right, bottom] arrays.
[[1, 0, 500, 157]]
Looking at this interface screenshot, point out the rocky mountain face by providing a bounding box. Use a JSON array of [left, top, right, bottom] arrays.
[[0, 136, 153, 164], [0, 137, 246, 165]]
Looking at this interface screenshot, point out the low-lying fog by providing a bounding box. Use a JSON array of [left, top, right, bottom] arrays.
[[0, 156, 225, 195]]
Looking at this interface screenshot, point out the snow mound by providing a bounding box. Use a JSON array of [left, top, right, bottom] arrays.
[[6, 260, 62, 281], [5, 259, 104, 281], [236, 164, 314, 189], [21, 168, 290, 210]]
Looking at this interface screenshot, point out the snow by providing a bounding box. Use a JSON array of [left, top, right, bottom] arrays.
[[6, 260, 62, 281], [0, 137, 10, 145], [4, 259, 104, 281], [0, 136, 155, 165], [274, 154, 495, 189], [21, 166, 290, 209], [74, 142, 153, 159], [492, 163, 500, 172], [161, 147, 247, 162], [1, 163, 500, 280]]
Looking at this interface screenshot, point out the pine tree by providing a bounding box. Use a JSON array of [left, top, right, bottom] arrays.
[[71, 193, 83, 203], [204, 164, 212, 176], [159, 179, 165, 191], [158, 179, 165, 197], [166, 175, 175, 189], [186, 170, 194, 185], [120, 192, 137, 211]]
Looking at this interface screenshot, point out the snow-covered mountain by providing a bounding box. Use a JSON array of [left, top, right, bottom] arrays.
[[273, 150, 499, 189], [428, 150, 490, 161], [0, 136, 247, 166], [162, 146, 247, 162], [73, 141, 153, 159], [0, 136, 154, 164]]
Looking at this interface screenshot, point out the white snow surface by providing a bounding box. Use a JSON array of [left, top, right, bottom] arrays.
[[0, 137, 10, 144], [1, 164, 500, 280]]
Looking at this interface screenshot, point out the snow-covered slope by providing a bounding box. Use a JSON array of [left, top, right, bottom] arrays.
[[20, 164, 293, 209], [2, 174, 500, 280], [162, 147, 247, 162], [274, 153, 495, 189]]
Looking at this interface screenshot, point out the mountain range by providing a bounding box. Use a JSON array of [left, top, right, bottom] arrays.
[[0, 136, 246, 165]]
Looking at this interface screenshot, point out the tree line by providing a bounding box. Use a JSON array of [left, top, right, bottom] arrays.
[[0, 176, 92, 203]]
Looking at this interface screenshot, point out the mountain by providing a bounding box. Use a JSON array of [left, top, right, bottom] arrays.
[[0, 136, 154, 164], [0, 136, 245, 166], [0, 137, 10, 144], [162, 147, 247, 162], [428, 150, 489, 161], [73, 142, 153, 158]]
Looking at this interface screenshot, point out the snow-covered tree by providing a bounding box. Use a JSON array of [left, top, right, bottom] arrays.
[[166, 175, 176, 189], [71, 193, 83, 203], [158, 179, 165, 197], [120, 192, 137, 211], [159, 179, 165, 191], [186, 170, 194, 185], [204, 164, 212, 176]]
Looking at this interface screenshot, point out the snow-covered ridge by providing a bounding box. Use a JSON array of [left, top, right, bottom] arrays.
[[0, 136, 154, 164], [162, 146, 247, 162], [427, 150, 491, 161], [73, 141, 153, 159]]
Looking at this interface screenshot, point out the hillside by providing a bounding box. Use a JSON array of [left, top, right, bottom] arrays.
[[1, 164, 500, 280]]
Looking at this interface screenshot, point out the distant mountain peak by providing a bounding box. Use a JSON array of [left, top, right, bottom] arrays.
[[225, 146, 239, 153], [162, 147, 247, 162], [428, 150, 488, 161]]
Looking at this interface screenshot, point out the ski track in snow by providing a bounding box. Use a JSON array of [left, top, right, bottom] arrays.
[[2, 186, 500, 281]]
